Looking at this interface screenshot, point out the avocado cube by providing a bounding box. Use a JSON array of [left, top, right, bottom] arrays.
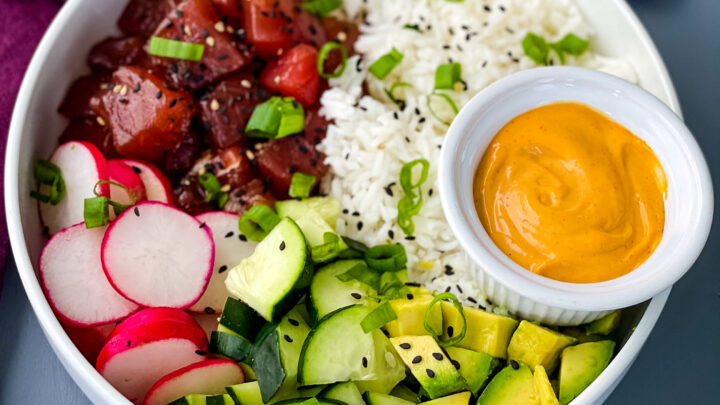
[[507, 321, 577, 374], [294, 209, 348, 262], [389, 336, 467, 399], [322, 381, 365, 405], [583, 310, 621, 336], [560, 327, 605, 344], [385, 294, 443, 337], [444, 346, 498, 396], [363, 392, 416, 405], [533, 365, 559, 405], [477, 362, 539, 405], [559, 340, 615, 404], [441, 302, 519, 358], [419, 391, 472, 404]]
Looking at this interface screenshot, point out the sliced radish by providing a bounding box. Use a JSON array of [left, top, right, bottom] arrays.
[[39, 141, 110, 234], [190, 212, 258, 314], [112, 307, 197, 338], [97, 314, 209, 404], [191, 313, 219, 340], [144, 359, 245, 405], [108, 160, 148, 214], [62, 322, 116, 364], [117, 159, 173, 204], [101, 201, 214, 308], [40, 223, 139, 326]]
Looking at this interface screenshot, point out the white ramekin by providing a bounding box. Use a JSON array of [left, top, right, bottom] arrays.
[[439, 67, 713, 325]]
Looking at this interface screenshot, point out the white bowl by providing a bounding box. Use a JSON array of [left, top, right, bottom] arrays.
[[1, 0, 695, 403], [439, 66, 713, 325]]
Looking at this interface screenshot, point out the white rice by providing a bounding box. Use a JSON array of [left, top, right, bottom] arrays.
[[319, 0, 636, 312]]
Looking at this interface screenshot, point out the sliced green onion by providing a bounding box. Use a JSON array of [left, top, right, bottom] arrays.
[[245, 97, 305, 139], [368, 47, 404, 80], [402, 24, 421, 32], [365, 244, 407, 272], [92, 180, 133, 216], [148, 37, 205, 61], [426, 92, 459, 125], [288, 173, 317, 199], [434, 63, 462, 90], [378, 271, 410, 300], [397, 159, 430, 236], [198, 172, 229, 209], [317, 42, 348, 79], [311, 232, 342, 262], [337, 236, 368, 259], [384, 82, 412, 110], [336, 263, 381, 291], [302, 0, 342, 17], [238, 205, 281, 241], [425, 293, 467, 347], [83, 197, 109, 229], [30, 160, 65, 205], [361, 301, 397, 333]]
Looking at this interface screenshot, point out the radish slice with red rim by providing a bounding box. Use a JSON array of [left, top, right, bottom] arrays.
[[143, 359, 245, 405], [118, 159, 174, 204]]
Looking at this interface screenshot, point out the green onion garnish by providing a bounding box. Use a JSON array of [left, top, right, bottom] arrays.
[[317, 42, 348, 79], [522, 32, 549, 65], [434, 62, 462, 90], [245, 97, 305, 139], [198, 172, 229, 209], [426, 92, 459, 125], [384, 82, 412, 110], [368, 47, 404, 80], [336, 263, 381, 291], [425, 293, 467, 347], [365, 244, 408, 272], [402, 24, 422, 32], [302, 0, 342, 17], [397, 159, 430, 236], [311, 232, 343, 263], [361, 301, 397, 333], [148, 37, 205, 61], [522, 32, 589, 65], [238, 205, 281, 242], [30, 160, 65, 205], [288, 172, 317, 199], [378, 271, 410, 299], [83, 196, 110, 228], [338, 236, 369, 259]]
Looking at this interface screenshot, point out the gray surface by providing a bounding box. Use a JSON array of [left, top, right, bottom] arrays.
[[1, 1, 718, 404]]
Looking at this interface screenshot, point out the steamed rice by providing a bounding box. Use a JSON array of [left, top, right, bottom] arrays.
[[318, 0, 636, 312]]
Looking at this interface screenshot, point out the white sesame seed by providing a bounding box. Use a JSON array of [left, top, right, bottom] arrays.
[[112, 85, 121, 94], [120, 85, 128, 96], [241, 79, 252, 88], [226, 25, 234, 34], [245, 150, 255, 160], [210, 99, 220, 111], [206, 36, 215, 47], [100, 83, 109, 90], [214, 21, 225, 32], [254, 143, 264, 151], [277, 48, 284, 56], [337, 31, 347, 42], [184, 25, 192, 36], [96, 116, 106, 126], [220, 184, 231, 192], [198, 167, 207, 176], [273, 76, 280, 85]]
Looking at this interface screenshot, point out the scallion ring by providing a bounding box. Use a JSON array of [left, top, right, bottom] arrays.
[[311, 232, 342, 262], [365, 244, 408, 272], [302, 0, 342, 17], [434, 62, 463, 90], [360, 301, 398, 333], [368, 47, 404, 80], [30, 160, 65, 205], [384, 82, 412, 110], [317, 42, 348, 79], [198, 172, 229, 209], [83, 197, 110, 229], [238, 205, 281, 242], [426, 92, 459, 125], [246, 97, 305, 139], [148, 37, 205, 61], [425, 293, 467, 347], [289, 172, 317, 198], [397, 159, 430, 236]]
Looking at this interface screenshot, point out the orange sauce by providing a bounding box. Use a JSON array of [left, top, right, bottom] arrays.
[[474, 102, 666, 283]]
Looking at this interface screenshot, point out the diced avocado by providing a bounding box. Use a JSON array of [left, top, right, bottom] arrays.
[[441, 302, 518, 358], [477, 362, 539, 405], [239, 363, 256, 381], [533, 365, 559, 405], [584, 310, 621, 336], [559, 341, 615, 405], [321, 381, 365, 405], [418, 391, 471, 405], [444, 346, 498, 396], [560, 327, 604, 343], [385, 294, 442, 337], [507, 321, 577, 374], [308, 259, 376, 322], [390, 335, 466, 399], [169, 394, 235, 405], [390, 384, 419, 403], [276, 196, 341, 228], [363, 392, 416, 405], [294, 209, 348, 262]]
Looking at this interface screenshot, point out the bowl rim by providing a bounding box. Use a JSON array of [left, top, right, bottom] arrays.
[[439, 66, 713, 311]]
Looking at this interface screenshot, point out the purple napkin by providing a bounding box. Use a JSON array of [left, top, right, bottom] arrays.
[[0, 0, 63, 287]]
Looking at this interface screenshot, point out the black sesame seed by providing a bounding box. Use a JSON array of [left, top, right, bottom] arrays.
[[405, 236, 415, 241], [445, 286, 452, 293], [134, 207, 140, 217], [412, 356, 422, 364], [352, 211, 360, 217], [195, 350, 207, 356], [165, 22, 174, 29], [279, 241, 286, 251], [288, 318, 300, 326], [426, 369, 435, 378], [175, 10, 184, 17], [169, 63, 179, 73], [283, 334, 293, 343], [169, 98, 178, 108], [133, 84, 141, 93], [399, 343, 411, 349], [239, 234, 248, 242], [500, 5, 506, 11], [456, 284, 463, 293], [204, 307, 216, 314], [432, 352, 444, 361], [510, 360, 520, 370], [406, 293, 414, 300], [126, 340, 131, 347], [199, 222, 207, 229], [342, 209, 349, 214], [405, 282, 421, 287], [225, 231, 234, 238], [357, 221, 364, 231], [452, 359, 460, 369], [393, 112, 399, 120], [362, 357, 368, 368], [218, 265, 228, 274], [156, 91, 162, 99], [445, 265, 454, 276], [351, 292, 362, 299], [388, 229, 395, 239], [418, 117, 426, 124], [484, 5, 491, 11], [478, 304, 487, 311], [447, 326, 454, 338], [468, 297, 478, 304]]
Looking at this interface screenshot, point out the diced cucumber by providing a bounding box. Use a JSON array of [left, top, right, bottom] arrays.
[[219, 297, 267, 341], [363, 392, 415, 405], [209, 330, 254, 362], [298, 305, 405, 386], [251, 307, 311, 402], [389, 385, 419, 403], [240, 363, 257, 381], [308, 260, 376, 322], [169, 394, 235, 405], [225, 218, 314, 322], [295, 210, 347, 262], [320, 382, 364, 405], [276, 197, 341, 228], [273, 400, 346, 405], [352, 332, 405, 394], [226, 381, 264, 405]]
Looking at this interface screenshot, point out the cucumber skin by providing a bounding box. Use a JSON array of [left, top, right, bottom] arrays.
[[251, 324, 286, 403], [273, 399, 347, 405], [220, 298, 267, 341], [267, 244, 315, 324], [209, 331, 254, 362]]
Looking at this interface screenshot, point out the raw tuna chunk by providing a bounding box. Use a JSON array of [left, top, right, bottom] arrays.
[[260, 44, 320, 107], [58, 74, 109, 119], [118, 0, 182, 38], [255, 135, 327, 197], [59, 117, 119, 159], [224, 178, 276, 216], [87, 36, 147, 73]]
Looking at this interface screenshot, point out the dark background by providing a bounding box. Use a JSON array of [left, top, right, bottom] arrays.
[[0, 0, 718, 403]]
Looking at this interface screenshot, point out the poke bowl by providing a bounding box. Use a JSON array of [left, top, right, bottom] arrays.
[[5, 0, 692, 404]]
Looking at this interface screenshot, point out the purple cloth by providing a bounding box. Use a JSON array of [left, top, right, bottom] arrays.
[[0, 0, 63, 287]]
